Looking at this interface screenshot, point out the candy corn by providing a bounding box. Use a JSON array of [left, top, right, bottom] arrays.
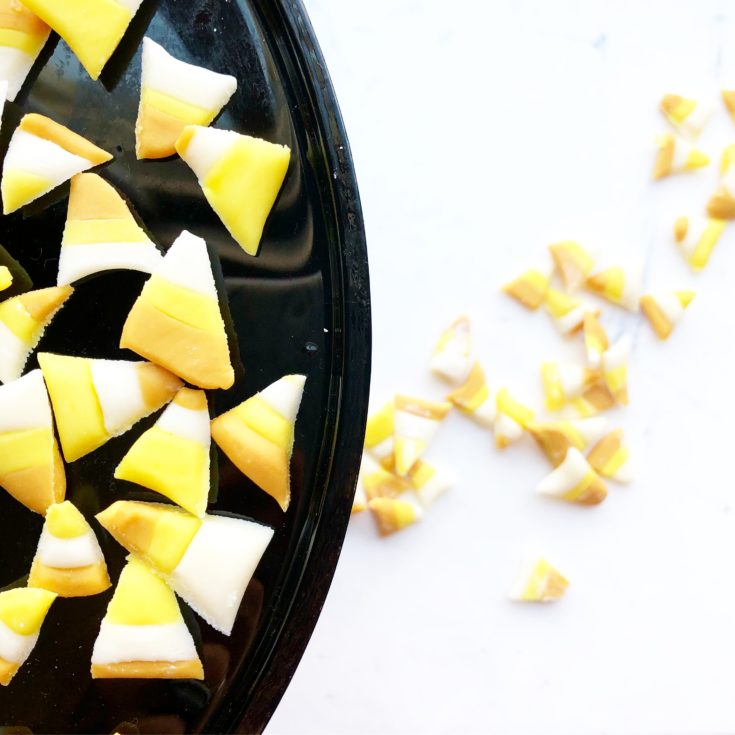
[[364, 402, 395, 465], [601, 336, 631, 405], [673, 215, 726, 270], [583, 311, 609, 368], [652, 132, 709, 179], [393, 395, 451, 475], [587, 429, 632, 484], [494, 388, 534, 449], [640, 291, 695, 340], [544, 289, 593, 334], [447, 361, 496, 427], [368, 496, 423, 535], [586, 263, 642, 311], [429, 316, 472, 383], [509, 557, 569, 602], [528, 417, 609, 467], [707, 144, 735, 219], [536, 447, 607, 505], [541, 362, 599, 412], [502, 266, 550, 309], [659, 93, 711, 138], [549, 241, 594, 290]]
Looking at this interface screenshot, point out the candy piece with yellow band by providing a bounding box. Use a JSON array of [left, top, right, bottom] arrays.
[[536, 447, 607, 505], [583, 311, 608, 368], [674, 215, 726, 270], [502, 265, 550, 310], [587, 428, 633, 484], [364, 401, 395, 465], [368, 496, 422, 536], [586, 262, 642, 312], [601, 335, 631, 405], [640, 290, 694, 340], [659, 93, 711, 138], [528, 416, 609, 467], [548, 241, 594, 290], [652, 132, 709, 180], [392, 394, 451, 475], [544, 288, 595, 335], [541, 361, 599, 412], [494, 388, 534, 449], [429, 315, 472, 383], [447, 361, 496, 427], [509, 557, 569, 602]]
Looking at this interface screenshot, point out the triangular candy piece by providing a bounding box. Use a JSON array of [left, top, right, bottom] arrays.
[[583, 312, 608, 368], [541, 362, 598, 412], [587, 429, 633, 484], [543, 289, 594, 334], [120, 230, 234, 390], [28, 500, 110, 597], [536, 447, 607, 505], [136, 38, 237, 160], [96, 501, 274, 636], [674, 215, 726, 271], [640, 290, 695, 340], [2, 114, 112, 214], [57, 173, 162, 285], [586, 263, 642, 311], [548, 241, 594, 290], [429, 316, 472, 383], [528, 417, 609, 467], [502, 265, 550, 310], [0, 266, 10, 291], [0, 587, 56, 685], [601, 335, 631, 405], [0, 284, 73, 383], [652, 132, 709, 179], [707, 144, 735, 219], [392, 395, 451, 475], [20, 0, 143, 80], [363, 401, 395, 465], [447, 361, 496, 428], [0, 1, 51, 100], [0, 369, 65, 514], [368, 496, 422, 535], [210, 375, 306, 511], [509, 557, 569, 602], [38, 352, 182, 462], [115, 388, 210, 517], [494, 388, 534, 449], [659, 93, 711, 138], [0, 242, 33, 299], [91, 556, 203, 680], [176, 125, 290, 255]]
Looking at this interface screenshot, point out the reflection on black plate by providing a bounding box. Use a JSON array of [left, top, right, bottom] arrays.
[[0, 1, 370, 732]]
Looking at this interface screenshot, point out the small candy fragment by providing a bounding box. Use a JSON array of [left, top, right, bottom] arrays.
[[544, 289, 593, 335], [447, 361, 496, 427], [368, 496, 422, 536], [528, 417, 609, 467], [640, 291, 695, 340], [364, 402, 395, 465], [583, 311, 608, 368], [176, 125, 291, 256], [509, 557, 569, 602], [568, 378, 616, 417], [358, 452, 410, 502], [587, 429, 632, 484], [0, 243, 32, 298], [652, 132, 709, 179], [136, 38, 237, 160], [548, 241, 594, 290], [723, 89, 735, 122], [429, 316, 472, 383], [393, 395, 451, 475], [601, 335, 631, 405], [494, 388, 534, 449], [2, 113, 112, 214], [0, 285, 74, 383], [707, 145, 735, 219], [406, 458, 453, 507], [586, 263, 642, 311], [536, 447, 607, 505], [352, 480, 367, 514], [541, 362, 599, 412], [659, 94, 712, 138], [91, 557, 203, 680], [28, 501, 110, 597], [0, 266, 12, 291], [0, 587, 56, 686], [673, 215, 726, 271], [502, 266, 550, 310]]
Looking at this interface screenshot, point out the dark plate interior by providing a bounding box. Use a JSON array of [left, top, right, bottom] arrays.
[[0, 1, 370, 732]]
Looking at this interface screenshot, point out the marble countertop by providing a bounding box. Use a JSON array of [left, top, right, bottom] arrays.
[[270, 2, 735, 733]]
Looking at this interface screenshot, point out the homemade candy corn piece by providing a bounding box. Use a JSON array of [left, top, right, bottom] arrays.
[[586, 263, 642, 311], [91, 557, 203, 680], [210, 374, 306, 511], [38, 353, 182, 462], [587, 429, 632, 484], [392, 395, 451, 475], [406, 458, 453, 508], [57, 174, 162, 285], [136, 38, 237, 160], [0, 266, 10, 291], [2, 114, 112, 214], [368, 496, 423, 536], [352, 480, 367, 514], [447, 361, 496, 427], [96, 501, 274, 636], [536, 447, 607, 505], [673, 215, 726, 270], [21, 0, 143, 80], [601, 335, 631, 405], [541, 362, 599, 412], [176, 125, 291, 256], [652, 132, 709, 179], [502, 266, 550, 310], [429, 316, 472, 383], [0, 243, 33, 298], [0, 0, 50, 100], [116, 388, 210, 518], [0, 285, 73, 383], [583, 311, 608, 368], [659, 93, 711, 138], [120, 230, 234, 390], [358, 452, 410, 502], [567, 378, 616, 418], [707, 145, 735, 219], [509, 557, 569, 602], [548, 241, 593, 290], [0, 369, 65, 514], [494, 388, 534, 449], [640, 290, 695, 340], [544, 289, 593, 334], [0, 587, 56, 686], [528, 417, 609, 467], [364, 401, 395, 465], [28, 501, 110, 597]]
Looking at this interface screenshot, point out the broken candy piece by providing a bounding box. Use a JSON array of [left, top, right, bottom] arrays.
[[640, 290, 694, 340], [587, 428, 632, 484], [494, 388, 534, 449], [0, 587, 56, 686], [406, 458, 452, 507], [364, 401, 395, 465], [707, 145, 735, 219], [429, 316, 472, 383], [0, 243, 32, 299], [601, 335, 631, 405], [120, 230, 234, 390], [509, 557, 569, 602], [136, 38, 237, 160], [544, 289, 594, 334], [115, 388, 210, 518], [0, 266, 10, 291], [393, 395, 451, 475], [91, 556, 203, 680], [352, 480, 367, 514], [2, 113, 112, 214], [659, 93, 712, 138], [368, 496, 422, 535], [674, 215, 726, 270], [0, 369, 65, 514], [0, 285, 73, 384], [528, 417, 609, 467], [176, 125, 290, 256], [447, 361, 496, 427], [548, 241, 594, 290], [536, 447, 607, 505], [57, 173, 162, 285], [583, 311, 609, 368], [652, 132, 709, 179], [28, 501, 110, 597], [96, 500, 274, 636], [21, 0, 143, 80], [586, 263, 642, 311], [568, 378, 616, 417], [38, 352, 182, 462], [210, 374, 306, 511], [502, 266, 550, 310], [541, 362, 598, 412], [0, 0, 51, 100], [358, 452, 410, 502]]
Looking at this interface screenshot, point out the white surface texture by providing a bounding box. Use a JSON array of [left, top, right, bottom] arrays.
[[270, 1, 735, 733]]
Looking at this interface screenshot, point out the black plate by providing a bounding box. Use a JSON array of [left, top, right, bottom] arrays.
[[0, 1, 370, 732]]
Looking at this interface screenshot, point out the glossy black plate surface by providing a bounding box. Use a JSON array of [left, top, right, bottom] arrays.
[[0, 1, 370, 732]]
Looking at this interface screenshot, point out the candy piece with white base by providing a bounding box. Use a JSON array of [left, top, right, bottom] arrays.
[[567, 379, 616, 418], [447, 361, 496, 427], [652, 132, 709, 179], [674, 215, 726, 270], [659, 93, 711, 138], [640, 291, 695, 340], [368, 496, 422, 536], [358, 452, 410, 502], [0, 1, 50, 100], [364, 402, 395, 465], [548, 241, 593, 290], [583, 312, 608, 368], [429, 316, 472, 383], [601, 336, 631, 405], [392, 395, 451, 475], [502, 266, 550, 310], [586, 263, 642, 312], [541, 362, 598, 412], [587, 429, 633, 484], [406, 458, 453, 508], [544, 289, 594, 334], [494, 388, 534, 449], [509, 557, 569, 602], [536, 447, 607, 505], [528, 417, 609, 467]]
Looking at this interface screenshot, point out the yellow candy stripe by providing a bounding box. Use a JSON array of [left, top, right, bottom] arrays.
[[63, 218, 149, 245], [0, 427, 50, 474], [0, 26, 45, 56], [45, 501, 89, 539], [144, 277, 223, 333], [234, 397, 291, 449], [562, 468, 598, 502], [496, 389, 534, 427], [689, 219, 725, 270], [0, 266, 12, 291], [364, 402, 394, 448], [142, 87, 213, 125], [0, 588, 56, 635], [368, 497, 419, 535], [0, 297, 36, 341]]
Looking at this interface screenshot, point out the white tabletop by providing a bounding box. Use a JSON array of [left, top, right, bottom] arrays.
[[269, 1, 735, 733]]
